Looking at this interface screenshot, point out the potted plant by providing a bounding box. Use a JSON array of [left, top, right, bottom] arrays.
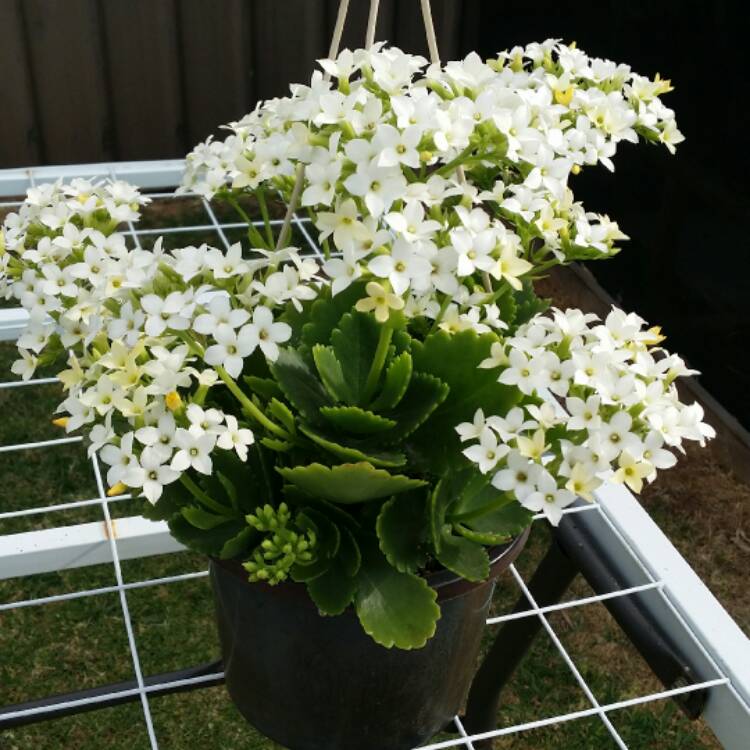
[[0, 40, 714, 750]]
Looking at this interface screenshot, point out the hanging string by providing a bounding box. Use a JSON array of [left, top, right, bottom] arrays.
[[365, 0, 380, 48], [276, 0, 351, 250], [419, 0, 441, 66]]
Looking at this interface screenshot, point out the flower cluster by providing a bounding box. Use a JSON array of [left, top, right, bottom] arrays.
[[181, 39, 680, 337], [0, 178, 323, 503], [459, 308, 714, 523]]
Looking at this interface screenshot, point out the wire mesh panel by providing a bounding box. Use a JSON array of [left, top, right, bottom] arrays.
[[0, 160, 748, 750]]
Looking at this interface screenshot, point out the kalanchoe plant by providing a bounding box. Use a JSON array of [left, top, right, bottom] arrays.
[[0, 41, 714, 649]]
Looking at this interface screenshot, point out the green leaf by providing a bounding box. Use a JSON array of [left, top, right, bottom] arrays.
[[409, 330, 521, 472], [270, 348, 333, 422], [216, 472, 238, 512], [330, 311, 382, 404], [435, 533, 490, 582], [181, 506, 230, 530], [261, 437, 293, 452], [167, 515, 247, 557], [219, 526, 256, 560], [387, 372, 449, 440], [298, 423, 406, 468], [354, 537, 441, 650], [376, 491, 428, 573], [457, 502, 533, 544], [512, 280, 549, 327], [369, 351, 413, 411], [243, 375, 283, 401], [141, 482, 186, 522], [268, 398, 296, 434], [320, 405, 396, 434], [277, 462, 426, 504], [428, 469, 476, 554], [307, 557, 358, 616], [338, 525, 362, 577], [312, 344, 352, 403], [298, 280, 369, 351]]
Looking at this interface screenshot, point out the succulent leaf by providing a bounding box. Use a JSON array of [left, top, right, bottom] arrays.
[[376, 491, 428, 573], [320, 405, 396, 434], [354, 536, 440, 650], [277, 462, 426, 503], [369, 350, 413, 411]]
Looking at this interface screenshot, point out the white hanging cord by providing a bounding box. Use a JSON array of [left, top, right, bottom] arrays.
[[276, 0, 351, 250], [419, 0, 441, 66], [365, 0, 380, 48]]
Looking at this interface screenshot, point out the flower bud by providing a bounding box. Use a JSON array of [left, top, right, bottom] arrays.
[[165, 391, 183, 412]]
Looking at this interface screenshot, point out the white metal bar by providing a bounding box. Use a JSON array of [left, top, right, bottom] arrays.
[[508, 564, 629, 749], [485, 581, 664, 625], [0, 436, 82, 453], [415, 678, 730, 750], [90, 454, 159, 749], [0, 570, 208, 613], [0, 159, 186, 197], [0, 514, 184, 580], [0, 492, 133, 521]]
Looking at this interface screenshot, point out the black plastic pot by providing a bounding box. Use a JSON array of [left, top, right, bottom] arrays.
[[210, 528, 529, 750]]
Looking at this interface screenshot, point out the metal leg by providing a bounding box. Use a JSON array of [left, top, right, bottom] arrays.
[[462, 540, 579, 749]]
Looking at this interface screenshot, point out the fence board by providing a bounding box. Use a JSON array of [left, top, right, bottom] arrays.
[[180, 0, 253, 148], [0, 1, 476, 168], [21, 0, 113, 164], [100, 0, 183, 160], [0, 1, 41, 166], [251, 0, 327, 102]]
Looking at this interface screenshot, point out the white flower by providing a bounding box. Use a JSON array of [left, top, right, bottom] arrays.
[[522, 470, 576, 525], [375, 124, 421, 168], [456, 408, 487, 442], [316, 198, 369, 248], [323, 246, 365, 295], [492, 451, 540, 501], [595, 411, 642, 462], [141, 291, 194, 337], [204, 325, 259, 378], [565, 395, 602, 431], [343, 162, 405, 217], [564, 461, 602, 502], [612, 450, 653, 493], [100, 432, 137, 487], [217, 415, 255, 460], [194, 294, 250, 335], [368, 239, 432, 295], [171, 426, 216, 475], [463, 427, 509, 473], [245, 305, 292, 361], [186, 404, 224, 435], [135, 412, 177, 462], [127, 446, 180, 504]]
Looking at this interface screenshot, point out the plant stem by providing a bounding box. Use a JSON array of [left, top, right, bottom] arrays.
[[216, 366, 289, 440], [362, 323, 393, 404], [180, 474, 233, 516], [256, 187, 275, 247], [429, 294, 453, 334], [227, 195, 268, 250]]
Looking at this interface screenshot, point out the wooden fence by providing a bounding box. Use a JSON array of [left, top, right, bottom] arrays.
[[0, 0, 480, 168]]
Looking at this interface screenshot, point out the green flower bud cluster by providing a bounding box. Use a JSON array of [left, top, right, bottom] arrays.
[[243, 503, 317, 585]]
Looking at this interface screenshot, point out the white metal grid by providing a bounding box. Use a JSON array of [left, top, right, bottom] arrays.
[[0, 160, 748, 749]]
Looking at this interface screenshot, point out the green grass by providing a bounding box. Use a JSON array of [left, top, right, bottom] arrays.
[[0, 333, 735, 749]]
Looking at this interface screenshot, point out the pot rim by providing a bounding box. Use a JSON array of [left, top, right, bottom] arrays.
[[211, 525, 530, 604]]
